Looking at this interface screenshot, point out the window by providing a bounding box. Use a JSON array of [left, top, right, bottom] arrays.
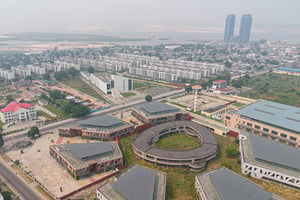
[[280, 133, 287, 138], [254, 125, 260, 129], [263, 128, 269, 132], [247, 122, 252, 127], [271, 130, 278, 135], [290, 136, 297, 141]]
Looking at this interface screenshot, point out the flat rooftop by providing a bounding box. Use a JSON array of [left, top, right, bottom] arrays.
[[136, 101, 180, 116], [236, 100, 300, 134], [196, 167, 281, 200], [94, 73, 112, 82], [98, 165, 166, 200], [50, 142, 122, 170]]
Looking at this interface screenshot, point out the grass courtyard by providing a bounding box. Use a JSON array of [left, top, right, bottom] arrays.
[[156, 133, 201, 151], [119, 133, 300, 200], [64, 79, 106, 102]]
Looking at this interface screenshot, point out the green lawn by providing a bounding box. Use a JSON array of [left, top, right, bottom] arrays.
[[133, 81, 150, 90], [169, 101, 188, 108], [156, 133, 201, 151], [64, 79, 106, 102], [121, 92, 136, 98], [238, 73, 300, 106], [0, 120, 3, 129], [232, 102, 245, 107], [44, 105, 70, 119], [37, 110, 51, 119]]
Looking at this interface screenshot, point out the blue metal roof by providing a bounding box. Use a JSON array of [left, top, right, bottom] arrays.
[[236, 100, 300, 134], [277, 67, 300, 73]]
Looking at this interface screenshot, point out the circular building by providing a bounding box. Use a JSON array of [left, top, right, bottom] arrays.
[[133, 121, 218, 170]]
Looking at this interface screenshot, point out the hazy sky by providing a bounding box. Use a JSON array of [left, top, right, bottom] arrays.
[[1, 0, 300, 34]]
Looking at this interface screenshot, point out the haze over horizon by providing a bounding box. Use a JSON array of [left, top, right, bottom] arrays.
[[1, 0, 300, 41]]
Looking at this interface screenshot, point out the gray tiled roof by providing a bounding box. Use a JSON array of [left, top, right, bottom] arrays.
[[249, 134, 300, 171], [209, 167, 273, 200], [65, 142, 113, 160], [80, 114, 124, 127], [236, 100, 300, 134], [112, 165, 157, 200]]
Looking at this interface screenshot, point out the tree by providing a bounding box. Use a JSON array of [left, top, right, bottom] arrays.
[[27, 126, 40, 139], [49, 90, 65, 100], [224, 61, 232, 68], [25, 75, 33, 81], [54, 71, 68, 81], [68, 67, 79, 77], [185, 86, 193, 93], [43, 73, 51, 80], [145, 95, 152, 102], [87, 67, 95, 74], [6, 95, 14, 104], [0, 133, 4, 147], [226, 147, 240, 158]]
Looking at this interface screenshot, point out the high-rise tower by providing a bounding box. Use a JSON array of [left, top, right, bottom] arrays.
[[239, 14, 252, 43], [224, 14, 235, 42]]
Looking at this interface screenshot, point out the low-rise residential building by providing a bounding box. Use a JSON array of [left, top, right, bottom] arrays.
[[97, 165, 166, 200], [195, 167, 283, 200], [132, 101, 189, 125], [224, 100, 300, 148], [50, 142, 123, 178], [0, 102, 37, 123], [58, 114, 134, 141], [239, 133, 300, 189]]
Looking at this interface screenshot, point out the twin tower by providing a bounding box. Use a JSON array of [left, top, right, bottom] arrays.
[[224, 14, 252, 43]]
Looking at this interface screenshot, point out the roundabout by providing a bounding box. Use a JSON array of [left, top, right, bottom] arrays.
[[133, 121, 218, 170]]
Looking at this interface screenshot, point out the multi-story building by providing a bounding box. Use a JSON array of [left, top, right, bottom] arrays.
[[11, 66, 31, 78], [50, 142, 123, 178], [195, 167, 283, 200], [0, 102, 37, 123], [58, 114, 134, 141], [0, 69, 15, 80], [224, 14, 236, 42], [223, 100, 300, 148], [239, 14, 252, 43], [112, 75, 133, 93], [132, 101, 189, 125], [239, 133, 300, 189], [97, 165, 166, 200], [90, 73, 113, 94], [28, 65, 46, 75]]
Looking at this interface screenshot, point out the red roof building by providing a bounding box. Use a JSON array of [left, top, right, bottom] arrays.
[[0, 102, 37, 123]]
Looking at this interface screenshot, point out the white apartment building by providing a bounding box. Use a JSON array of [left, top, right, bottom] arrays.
[[0, 102, 37, 123], [0, 69, 15, 80], [11, 66, 31, 78], [28, 65, 46, 75]]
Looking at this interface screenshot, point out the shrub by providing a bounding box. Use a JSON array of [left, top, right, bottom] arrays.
[[226, 147, 240, 158]]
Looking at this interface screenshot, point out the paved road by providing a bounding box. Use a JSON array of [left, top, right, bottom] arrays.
[[0, 160, 41, 200], [3, 89, 185, 144]]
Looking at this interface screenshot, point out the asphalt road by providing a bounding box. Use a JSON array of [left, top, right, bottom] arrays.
[[0, 161, 41, 200]]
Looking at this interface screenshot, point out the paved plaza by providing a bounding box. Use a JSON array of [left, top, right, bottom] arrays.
[[6, 132, 116, 199]]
